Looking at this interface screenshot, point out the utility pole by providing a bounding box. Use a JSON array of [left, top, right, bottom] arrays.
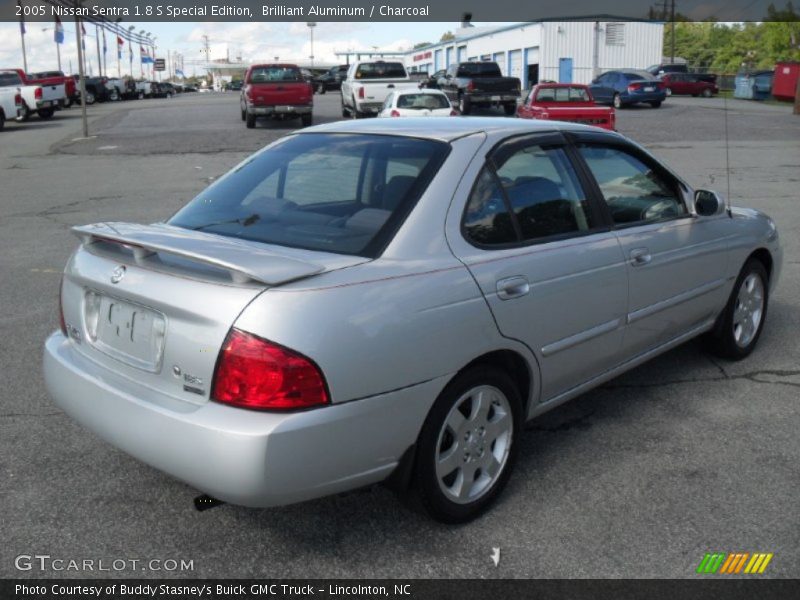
[[75, 14, 89, 138], [95, 25, 102, 77], [793, 73, 800, 115]]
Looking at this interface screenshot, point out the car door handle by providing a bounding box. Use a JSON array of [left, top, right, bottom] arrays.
[[496, 276, 530, 300], [630, 248, 652, 266], [387, 84, 395, 88]]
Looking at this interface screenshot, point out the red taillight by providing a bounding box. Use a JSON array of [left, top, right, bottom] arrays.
[[58, 278, 66, 335], [466, 81, 475, 92], [390, 109, 400, 117], [14, 93, 22, 106], [35, 87, 42, 100], [358, 87, 365, 99], [449, 109, 458, 116], [211, 329, 329, 411]]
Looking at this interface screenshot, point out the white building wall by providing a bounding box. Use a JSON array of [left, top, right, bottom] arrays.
[[404, 21, 663, 87]]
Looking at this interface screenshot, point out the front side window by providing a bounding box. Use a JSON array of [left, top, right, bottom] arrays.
[[463, 142, 596, 246], [578, 145, 686, 225], [170, 134, 448, 257]]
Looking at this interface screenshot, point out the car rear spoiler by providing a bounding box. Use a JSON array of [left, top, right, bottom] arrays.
[[72, 222, 324, 286]]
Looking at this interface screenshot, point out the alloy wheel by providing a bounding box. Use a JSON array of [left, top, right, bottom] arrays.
[[733, 273, 764, 348]]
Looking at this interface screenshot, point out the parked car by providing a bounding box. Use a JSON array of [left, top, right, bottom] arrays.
[[659, 73, 718, 97], [589, 70, 666, 108], [0, 85, 22, 129], [0, 69, 60, 119], [241, 63, 313, 128], [646, 63, 689, 77], [341, 60, 419, 118], [226, 80, 243, 92], [72, 75, 112, 104], [438, 61, 521, 115], [105, 77, 140, 100], [183, 84, 198, 93], [45, 118, 782, 523], [313, 64, 349, 94], [378, 89, 457, 117], [419, 69, 446, 89], [29, 70, 76, 107], [517, 83, 615, 130]]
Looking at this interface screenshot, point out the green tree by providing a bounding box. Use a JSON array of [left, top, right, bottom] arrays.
[[440, 31, 455, 42]]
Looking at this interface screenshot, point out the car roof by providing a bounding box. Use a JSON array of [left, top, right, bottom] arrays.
[[535, 83, 588, 88], [303, 117, 621, 143]]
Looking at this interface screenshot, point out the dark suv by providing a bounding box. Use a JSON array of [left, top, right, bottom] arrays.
[[313, 65, 349, 94]]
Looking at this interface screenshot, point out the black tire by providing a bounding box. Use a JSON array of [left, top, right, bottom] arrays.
[[650, 101, 662, 108], [301, 113, 313, 127], [64, 98, 73, 108], [109, 89, 120, 102], [705, 258, 769, 360], [351, 97, 363, 119], [613, 93, 624, 109], [412, 366, 522, 523], [341, 98, 349, 118], [317, 84, 326, 94], [84, 91, 96, 105], [240, 107, 246, 121], [458, 95, 471, 115], [37, 108, 55, 119], [138, 92, 145, 100], [503, 103, 517, 116], [0, 110, 5, 130], [17, 102, 31, 122], [245, 112, 256, 129], [701, 88, 712, 98]]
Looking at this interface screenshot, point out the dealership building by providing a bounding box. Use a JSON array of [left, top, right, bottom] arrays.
[[400, 21, 665, 88]]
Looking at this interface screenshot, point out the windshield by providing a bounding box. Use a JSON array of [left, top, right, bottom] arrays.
[[248, 66, 303, 83], [397, 93, 451, 109], [535, 86, 591, 102], [354, 62, 407, 79], [169, 133, 449, 257], [456, 63, 502, 77]]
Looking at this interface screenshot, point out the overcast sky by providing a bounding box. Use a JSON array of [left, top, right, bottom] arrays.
[[1, 21, 511, 76]]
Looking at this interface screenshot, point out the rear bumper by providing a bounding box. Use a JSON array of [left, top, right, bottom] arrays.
[[622, 91, 667, 103], [468, 93, 519, 104], [43, 333, 443, 507], [249, 104, 312, 115]]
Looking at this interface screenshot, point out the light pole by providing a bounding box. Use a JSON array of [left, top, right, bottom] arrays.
[[307, 22, 316, 69]]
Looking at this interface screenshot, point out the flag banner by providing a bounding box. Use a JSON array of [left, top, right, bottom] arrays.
[[54, 16, 64, 44], [117, 35, 124, 59], [140, 46, 154, 64], [176, 69, 185, 77]]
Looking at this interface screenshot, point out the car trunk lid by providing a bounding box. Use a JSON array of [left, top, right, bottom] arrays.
[[247, 82, 311, 106], [61, 222, 367, 405]]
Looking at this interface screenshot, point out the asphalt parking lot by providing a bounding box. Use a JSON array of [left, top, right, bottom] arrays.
[[1, 91, 799, 579]]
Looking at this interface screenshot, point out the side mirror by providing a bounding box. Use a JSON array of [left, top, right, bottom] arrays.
[[694, 189, 726, 217]]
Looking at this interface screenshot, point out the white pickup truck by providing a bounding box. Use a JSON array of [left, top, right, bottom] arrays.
[[0, 86, 22, 130], [340, 60, 419, 118], [0, 69, 46, 121]]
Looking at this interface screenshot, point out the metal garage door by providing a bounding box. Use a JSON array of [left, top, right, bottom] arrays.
[[508, 50, 522, 81], [493, 52, 506, 75], [446, 47, 454, 68], [523, 47, 539, 89], [457, 46, 467, 62], [434, 49, 442, 71]]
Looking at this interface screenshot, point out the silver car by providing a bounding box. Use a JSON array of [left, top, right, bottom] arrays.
[[44, 118, 782, 522]]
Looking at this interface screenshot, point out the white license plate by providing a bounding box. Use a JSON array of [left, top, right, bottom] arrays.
[[491, 95, 501, 101], [275, 106, 294, 113], [91, 294, 166, 371], [643, 86, 655, 92]]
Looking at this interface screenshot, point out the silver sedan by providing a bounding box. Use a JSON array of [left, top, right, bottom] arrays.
[[44, 118, 782, 522]]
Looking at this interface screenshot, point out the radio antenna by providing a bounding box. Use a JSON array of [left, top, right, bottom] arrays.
[[723, 91, 732, 216]]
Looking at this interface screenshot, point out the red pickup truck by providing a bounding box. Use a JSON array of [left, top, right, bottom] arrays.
[[516, 83, 615, 131], [240, 64, 313, 129]]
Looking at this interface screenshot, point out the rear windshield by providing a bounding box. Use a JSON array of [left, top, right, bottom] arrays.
[[0, 72, 23, 87], [456, 63, 502, 77], [397, 93, 451, 109], [249, 67, 303, 83], [623, 71, 656, 81], [169, 133, 449, 257], [535, 86, 590, 102], [354, 62, 407, 79]]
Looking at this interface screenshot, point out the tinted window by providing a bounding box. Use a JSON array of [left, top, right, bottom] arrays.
[[456, 63, 502, 77], [354, 62, 406, 79], [463, 168, 517, 245], [248, 67, 302, 83], [0, 72, 23, 87], [578, 145, 686, 225], [494, 144, 595, 240], [170, 134, 448, 257], [623, 71, 656, 81], [535, 86, 591, 102], [396, 93, 450, 109]]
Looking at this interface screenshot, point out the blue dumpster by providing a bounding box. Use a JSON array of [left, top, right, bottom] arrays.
[[734, 70, 774, 100]]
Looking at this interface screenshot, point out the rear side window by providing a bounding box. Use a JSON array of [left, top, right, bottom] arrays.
[[169, 134, 448, 258], [578, 145, 686, 225], [354, 62, 406, 79], [248, 67, 302, 83], [463, 142, 596, 246], [535, 86, 590, 102], [0, 72, 23, 87], [456, 63, 502, 78]]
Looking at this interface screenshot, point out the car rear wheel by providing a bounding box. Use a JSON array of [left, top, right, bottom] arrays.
[[701, 88, 712, 98], [705, 258, 769, 360], [0, 110, 5, 130], [17, 102, 31, 122], [650, 101, 662, 108], [503, 103, 516, 116], [341, 97, 349, 118], [245, 112, 256, 129], [413, 366, 521, 523], [38, 108, 55, 119], [240, 107, 246, 121], [301, 113, 313, 127], [613, 93, 623, 109], [317, 84, 325, 94], [84, 91, 96, 105], [458, 95, 471, 115]]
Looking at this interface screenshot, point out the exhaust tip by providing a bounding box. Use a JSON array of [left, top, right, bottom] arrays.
[[194, 494, 224, 512]]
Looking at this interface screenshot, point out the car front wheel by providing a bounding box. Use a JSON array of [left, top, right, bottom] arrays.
[[702, 88, 712, 98], [413, 366, 521, 523], [705, 258, 769, 360], [650, 101, 662, 108]]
